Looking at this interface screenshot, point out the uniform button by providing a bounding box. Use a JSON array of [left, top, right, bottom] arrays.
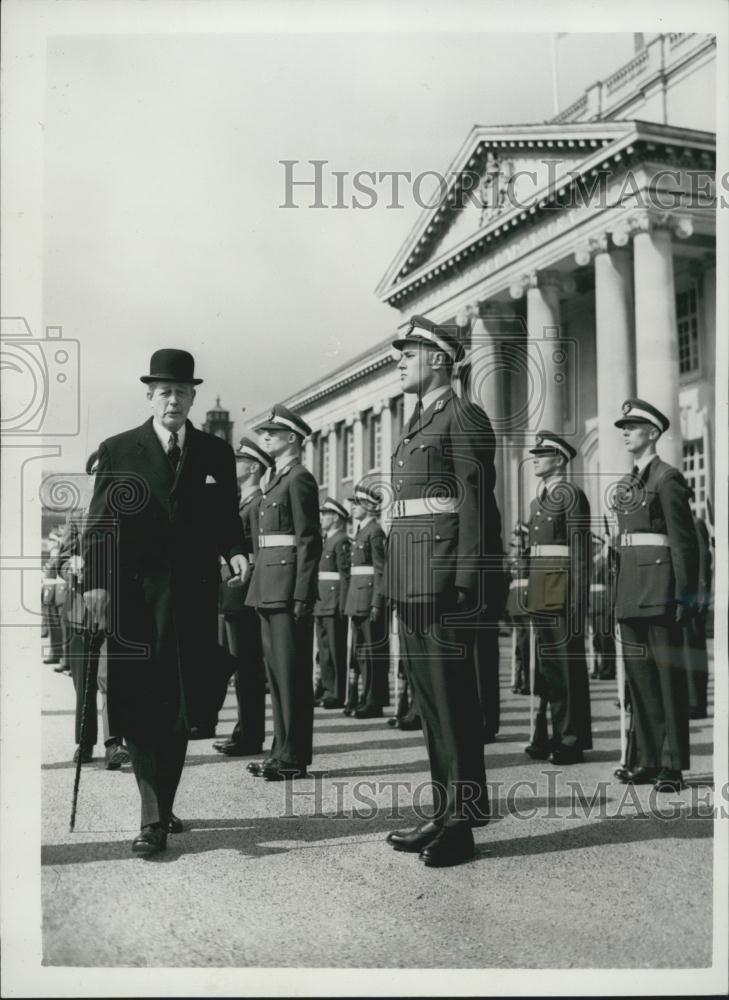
[[280, 559, 286, 565], [547, 516, 552, 521], [537, 511, 541, 516], [404, 438, 410, 444], [435, 534, 441, 540], [273, 502, 277, 507], [330, 586, 335, 591], [398, 461, 403, 467], [534, 526, 539, 531], [641, 501, 646, 507], [420, 444, 425, 450], [655, 558, 661, 564]]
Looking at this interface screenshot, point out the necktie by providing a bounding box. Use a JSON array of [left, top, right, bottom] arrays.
[[167, 431, 181, 471], [539, 487, 547, 505]]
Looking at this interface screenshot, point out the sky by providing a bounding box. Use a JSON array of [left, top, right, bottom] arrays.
[[42, 30, 642, 470]]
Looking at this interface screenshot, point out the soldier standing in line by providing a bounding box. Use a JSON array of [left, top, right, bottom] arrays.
[[684, 512, 712, 719], [524, 431, 593, 766], [314, 497, 351, 710], [384, 315, 502, 868], [612, 399, 698, 792], [506, 523, 531, 695], [589, 522, 618, 681], [214, 436, 274, 757], [245, 404, 322, 782], [345, 482, 389, 719]]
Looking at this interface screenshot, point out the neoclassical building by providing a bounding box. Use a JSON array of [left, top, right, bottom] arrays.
[[251, 33, 716, 534]]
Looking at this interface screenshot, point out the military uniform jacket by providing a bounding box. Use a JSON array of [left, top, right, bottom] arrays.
[[525, 480, 591, 627], [385, 390, 502, 605], [314, 528, 351, 617], [505, 553, 530, 619], [611, 456, 698, 620], [220, 489, 262, 615], [590, 545, 617, 620], [344, 518, 386, 617], [245, 460, 322, 610]]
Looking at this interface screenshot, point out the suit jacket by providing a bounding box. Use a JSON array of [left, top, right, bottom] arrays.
[[345, 518, 386, 617], [612, 455, 698, 620], [245, 459, 322, 610], [525, 480, 591, 628], [385, 389, 503, 607], [314, 528, 350, 616], [82, 417, 243, 739], [220, 489, 262, 615]]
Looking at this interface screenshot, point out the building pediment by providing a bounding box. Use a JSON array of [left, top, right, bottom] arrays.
[[376, 119, 715, 310]]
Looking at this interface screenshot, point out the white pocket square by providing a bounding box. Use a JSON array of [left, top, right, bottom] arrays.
[[205, 474, 217, 484]]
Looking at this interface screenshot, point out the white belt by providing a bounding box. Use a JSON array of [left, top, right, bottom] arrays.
[[318, 571, 339, 580], [351, 566, 375, 576], [590, 583, 607, 592], [530, 545, 570, 557], [509, 578, 528, 588], [389, 498, 457, 519], [42, 577, 63, 584], [258, 533, 296, 548], [620, 532, 669, 547]]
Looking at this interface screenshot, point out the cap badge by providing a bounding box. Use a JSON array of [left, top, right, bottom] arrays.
[[268, 408, 276, 421], [622, 401, 631, 415]]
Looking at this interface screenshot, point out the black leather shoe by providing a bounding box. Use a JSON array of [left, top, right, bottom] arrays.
[[420, 824, 475, 868], [386, 717, 399, 728], [613, 764, 631, 781], [524, 744, 551, 760], [213, 738, 232, 751], [654, 769, 684, 793], [355, 705, 383, 719], [263, 763, 308, 781], [550, 746, 583, 766], [73, 745, 93, 764], [397, 716, 422, 731], [247, 758, 274, 776], [386, 821, 441, 853], [132, 824, 167, 855], [167, 813, 184, 834], [619, 766, 659, 785], [220, 742, 264, 757]]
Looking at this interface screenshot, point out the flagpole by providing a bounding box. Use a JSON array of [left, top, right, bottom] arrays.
[[551, 34, 561, 116]]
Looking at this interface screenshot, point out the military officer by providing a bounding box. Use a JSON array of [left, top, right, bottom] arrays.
[[345, 482, 389, 719], [611, 399, 698, 792], [245, 404, 322, 781], [314, 497, 351, 709], [506, 523, 531, 695], [589, 523, 618, 680], [384, 315, 502, 868], [214, 436, 274, 756], [524, 431, 593, 765]]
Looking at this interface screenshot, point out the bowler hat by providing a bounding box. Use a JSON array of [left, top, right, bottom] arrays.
[[140, 349, 203, 385]]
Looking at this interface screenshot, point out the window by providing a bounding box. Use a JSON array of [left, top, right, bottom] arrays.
[[682, 439, 706, 519], [676, 280, 700, 375], [341, 425, 354, 480], [319, 435, 329, 486], [369, 414, 382, 470]]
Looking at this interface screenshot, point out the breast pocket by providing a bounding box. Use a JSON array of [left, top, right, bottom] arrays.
[[259, 549, 296, 603]]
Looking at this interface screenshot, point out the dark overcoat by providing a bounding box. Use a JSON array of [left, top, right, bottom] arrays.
[[82, 417, 243, 740]]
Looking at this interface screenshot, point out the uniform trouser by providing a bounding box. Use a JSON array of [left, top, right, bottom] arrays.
[[620, 617, 690, 771], [45, 604, 64, 660], [351, 613, 389, 708], [512, 618, 531, 691], [258, 609, 314, 767], [473, 622, 500, 738], [315, 613, 348, 704], [397, 601, 488, 827], [223, 609, 266, 747], [126, 727, 189, 828], [530, 617, 593, 751], [684, 612, 709, 717], [69, 625, 112, 747]]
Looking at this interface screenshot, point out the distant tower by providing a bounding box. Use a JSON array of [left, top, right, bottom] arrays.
[[203, 396, 233, 444]]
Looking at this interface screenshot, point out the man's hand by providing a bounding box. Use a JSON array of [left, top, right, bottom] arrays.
[[293, 600, 310, 624], [369, 605, 382, 624], [229, 554, 249, 586], [455, 586, 470, 608], [83, 589, 109, 630]]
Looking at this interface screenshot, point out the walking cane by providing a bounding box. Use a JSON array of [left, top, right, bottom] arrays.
[[69, 626, 95, 833], [344, 615, 353, 708], [586, 619, 596, 678], [615, 622, 627, 767], [528, 622, 536, 738], [510, 625, 518, 689]]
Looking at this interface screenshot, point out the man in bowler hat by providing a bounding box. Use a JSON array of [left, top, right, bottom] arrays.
[[83, 349, 247, 854], [245, 404, 322, 781]]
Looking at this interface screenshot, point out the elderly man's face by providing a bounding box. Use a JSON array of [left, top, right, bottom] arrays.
[[147, 381, 195, 431]]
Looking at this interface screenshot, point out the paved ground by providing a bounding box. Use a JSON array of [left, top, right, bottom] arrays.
[[41, 638, 715, 969]]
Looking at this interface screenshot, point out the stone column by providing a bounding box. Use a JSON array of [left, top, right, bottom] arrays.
[[472, 307, 506, 524], [353, 412, 365, 484], [304, 438, 315, 474], [593, 241, 636, 507], [632, 221, 682, 467], [327, 425, 338, 496], [524, 271, 566, 432]]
